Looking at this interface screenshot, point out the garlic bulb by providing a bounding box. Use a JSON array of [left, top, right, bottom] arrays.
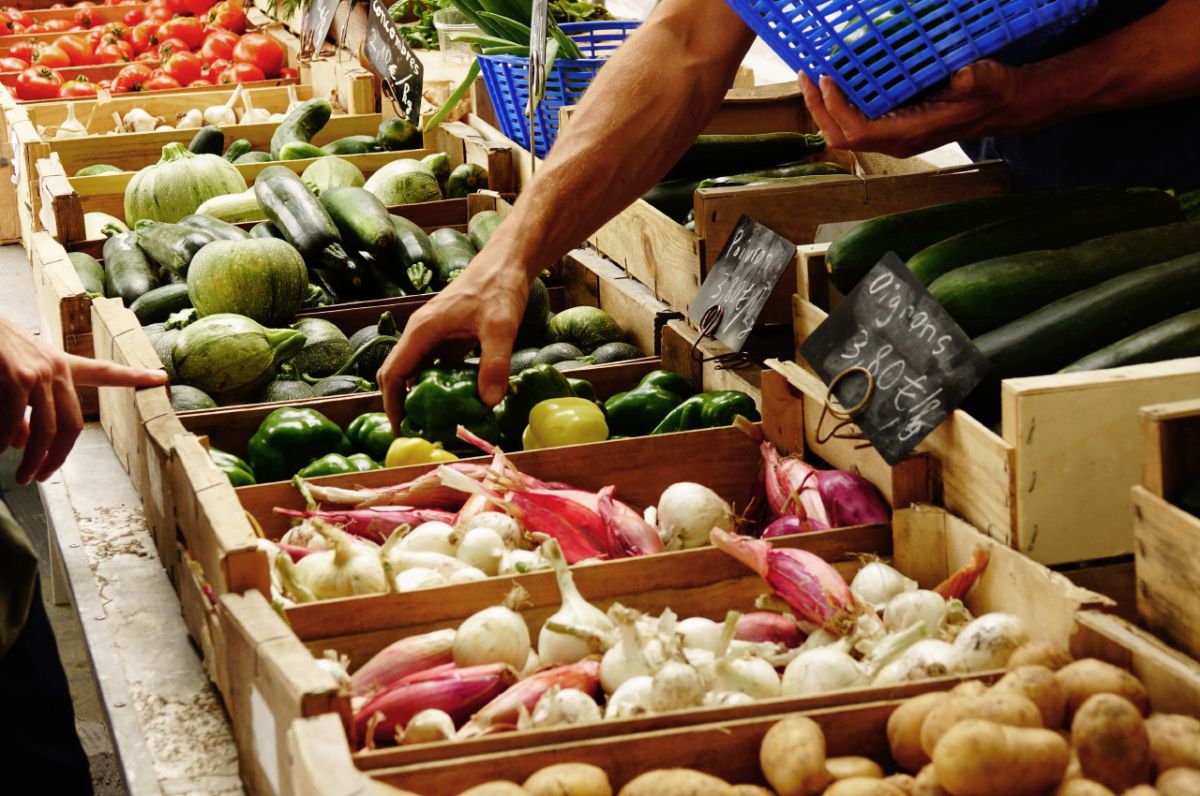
[[56, 104, 86, 138], [204, 85, 242, 127], [176, 108, 203, 129], [156, 124, 175, 132], [122, 107, 160, 133], [268, 112, 286, 123], [240, 90, 271, 125]]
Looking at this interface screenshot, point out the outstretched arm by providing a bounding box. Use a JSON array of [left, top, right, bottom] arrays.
[[380, 0, 756, 421], [802, 0, 1200, 157]]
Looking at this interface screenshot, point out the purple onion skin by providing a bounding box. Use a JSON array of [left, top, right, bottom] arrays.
[[762, 515, 826, 538], [815, 471, 892, 527]]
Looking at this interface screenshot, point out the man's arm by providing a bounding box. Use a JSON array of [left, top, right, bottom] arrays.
[[802, 0, 1200, 157], [380, 0, 755, 419]]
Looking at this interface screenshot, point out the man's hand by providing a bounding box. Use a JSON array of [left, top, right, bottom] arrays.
[[377, 254, 529, 433], [0, 318, 166, 484], [800, 60, 1022, 158]]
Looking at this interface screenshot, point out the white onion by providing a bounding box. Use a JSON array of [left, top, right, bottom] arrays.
[[650, 661, 707, 712], [448, 567, 487, 584], [782, 647, 868, 696], [655, 482, 734, 550], [703, 691, 755, 708], [715, 655, 781, 700], [873, 639, 964, 685], [953, 613, 1028, 671], [397, 522, 457, 556], [499, 549, 546, 575], [850, 561, 917, 610], [387, 550, 471, 578], [401, 709, 455, 745], [884, 590, 947, 636], [537, 541, 615, 665], [293, 521, 388, 599], [394, 567, 447, 592], [604, 676, 654, 719], [677, 616, 724, 653], [457, 512, 523, 550], [531, 687, 602, 727], [454, 526, 506, 576], [453, 594, 531, 669]]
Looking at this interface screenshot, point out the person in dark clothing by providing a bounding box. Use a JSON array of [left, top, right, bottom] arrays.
[[0, 315, 165, 791]]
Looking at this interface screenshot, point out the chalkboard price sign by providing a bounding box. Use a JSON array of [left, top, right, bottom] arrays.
[[301, 0, 340, 59], [365, 0, 425, 122], [687, 215, 797, 352], [799, 253, 990, 465]]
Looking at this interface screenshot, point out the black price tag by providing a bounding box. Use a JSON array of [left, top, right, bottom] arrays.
[[687, 215, 797, 352], [799, 253, 990, 465], [365, 0, 424, 123], [302, 0, 340, 59]]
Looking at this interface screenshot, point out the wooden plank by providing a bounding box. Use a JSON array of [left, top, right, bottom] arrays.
[[659, 318, 775, 405], [589, 199, 703, 311], [1140, 398, 1200, 499], [1133, 486, 1200, 663], [174, 544, 229, 698], [560, 248, 683, 355], [288, 715, 409, 796]]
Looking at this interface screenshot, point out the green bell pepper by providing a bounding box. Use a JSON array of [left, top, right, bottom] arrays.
[[399, 366, 500, 454], [346, 412, 396, 461], [296, 452, 380, 478], [247, 407, 352, 483], [493, 363, 575, 447], [209, 447, 256, 487], [649, 390, 760, 435], [604, 370, 698, 437], [566, 377, 597, 403]]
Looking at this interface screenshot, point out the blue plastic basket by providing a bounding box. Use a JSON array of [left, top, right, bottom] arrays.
[[726, 0, 1097, 118], [477, 21, 639, 157]]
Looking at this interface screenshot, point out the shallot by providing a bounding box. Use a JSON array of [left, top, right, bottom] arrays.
[[351, 628, 456, 696]]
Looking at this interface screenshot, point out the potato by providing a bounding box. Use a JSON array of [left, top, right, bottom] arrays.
[[617, 769, 732, 796], [1072, 694, 1153, 791], [1054, 780, 1116, 795], [760, 716, 832, 796], [823, 779, 905, 795], [826, 757, 884, 780], [458, 784, 530, 796], [524, 763, 612, 796], [887, 693, 950, 773], [882, 774, 915, 795], [995, 666, 1068, 729], [1146, 714, 1200, 772], [912, 764, 945, 796], [729, 787, 773, 796], [951, 681, 989, 697], [1009, 641, 1073, 671], [919, 692, 1043, 757], [1157, 768, 1200, 795], [932, 719, 1070, 796], [1056, 660, 1150, 720]]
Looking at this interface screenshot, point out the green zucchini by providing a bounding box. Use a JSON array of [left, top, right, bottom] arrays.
[[196, 189, 264, 223], [467, 210, 502, 251], [320, 186, 395, 256], [1061, 308, 1200, 373], [188, 125, 225, 156], [74, 164, 123, 177], [931, 220, 1200, 336], [422, 153, 451, 192], [390, 215, 436, 266], [827, 187, 1118, 293], [377, 117, 420, 151], [224, 139, 253, 162], [234, 151, 273, 165], [430, 227, 477, 284], [703, 161, 849, 187], [321, 135, 379, 155], [279, 141, 329, 161], [68, 251, 104, 296], [249, 221, 285, 240], [129, 283, 193, 325], [909, 188, 1183, 285], [270, 98, 332, 160], [102, 231, 158, 304], [179, 213, 250, 241], [134, 220, 216, 280], [663, 133, 826, 183], [446, 163, 488, 198], [642, 178, 701, 223]]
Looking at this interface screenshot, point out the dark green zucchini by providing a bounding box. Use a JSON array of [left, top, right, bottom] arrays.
[[68, 251, 104, 296], [467, 210, 502, 251], [1060, 308, 1200, 373], [702, 160, 849, 187], [187, 125, 225, 156], [129, 283, 193, 325], [642, 178, 702, 223], [249, 221, 286, 240], [102, 231, 158, 305], [321, 135, 379, 155], [134, 220, 216, 279], [430, 227, 477, 284], [377, 117, 420, 151], [223, 138, 253, 162], [663, 133, 826, 183], [234, 151, 274, 165], [74, 164, 123, 177], [320, 186, 396, 256], [279, 141, 329, 161], [270, 98, 332, 160], [390, 215, 436, 268], [447, 163, 488, 198], [179, 214, 250, 241]]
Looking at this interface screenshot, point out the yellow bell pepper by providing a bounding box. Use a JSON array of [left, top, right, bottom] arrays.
[[384, 437, 459, 467], [522, 397, 609, 450]]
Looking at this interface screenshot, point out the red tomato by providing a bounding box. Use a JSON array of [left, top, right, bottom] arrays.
[[183, 0, 216, 16], [50, 3, 67, 8], [31, 45, 71, 69], [279, 66, 297, 80], [98, 21, 131, 44], [112, 61, 151, 92], [23, 23, 44, 34], [145, 0, 172, 22], [0, 56, 27, 71], [145, 72, 179, 90], [164, 0, 188, 12], [0, 13, 12, 33], [93, 42, 130, 63], [44, 19, 73, 32], [205, 0, 244, 35], [58, 75, 97, 97], [156, 36, 188, 58], [122, 7, 143, 25], [201, 56, 227, 82], [73, 8, 99, 28], [130, 20, 159, 53], [135, 50, 158, 62], [8, 39, 35, 63], [198, 27, 235, 62], [105, 0, 125, 5], [15, 66, 62, 100], [162, 49, 200, 84], [8, 10, 29, 25], [186, 77, 210, 87], [157, 16, 204, 49], [53, 35, 93, 66], [101, 36, 133, 58], [231, 32, 282, 78], [218, 60, 262, 84]]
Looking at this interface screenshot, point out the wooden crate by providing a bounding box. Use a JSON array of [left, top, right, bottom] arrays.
[[28, 230, 97, 416], [659, 316, 796, 409], [791, 244, 1200, 565], [1134, 399, 1200, 662]]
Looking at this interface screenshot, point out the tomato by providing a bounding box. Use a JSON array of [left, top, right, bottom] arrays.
[[50, 3, 67, 8], [135, 50, 158, 62], [218, 60, 262, 84], [58, 75, 97, 97], [232, 32, 282, 78], [145, 0, 172, 22], [205, 0, 244, 35], [122, 7, 143, 25], [183, 0, 216, 16], [99, 21, 132, 44], [100, 36, 133, 58], [44, 19, 73, 32], [0, 56, 27, 71], [279, 66, 297, 80], [157, 16, 204, 49], [145, 72, 179, 90], [8, 10, 29, 26], [53, 35, 93, 66], [186, 77, 210, 87], [201, 56, 227, 82], [164, 0, 188, 12], [156, 36, 188, 59], [23, 23, 44, 34], [162, 49, 201, 84], [32, 45, 71, 69], [130, 20, 159, 53], [112, 61, 151, 92], [73, 8, 99, 28], [198, 28, 235, 63], [15, 66, 63, 100], [93, 42, 130, 63], [8, 39, 34, 63]]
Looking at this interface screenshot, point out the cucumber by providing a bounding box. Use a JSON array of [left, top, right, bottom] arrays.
[[196, 189, 264, 223], [68, 252, 104, 296], [909, 189, 1183, 285], [279, 141, 329, 161], [703, 161, 850, 187], [321, 135, 379, 155], [390, 214, 435, 268], [467, 210, 502, 250], [377, 117, 420, 151], [234, 151, 274, 165], [249, 221, 285, 239], [320, 186, 395, 256], [931, 220, 1200, 336], [180, 213, 250, 241], [188, 125, 225, 156], [827, 187, 1118, 293], [447, 163, 488, 198], [1061, 308, 1200, 373], [270, 98, 332, 160], [134, 220, 217, 280], [129, 283, 193, 325], [642, 178, 701, 223], [224, 139, 253, 162], [663, 133, 826, 183], [102, 231, 158, 304], [74, 164, 123, 177], [422, 152, 451, 191], [429, 227, 477, 284]]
